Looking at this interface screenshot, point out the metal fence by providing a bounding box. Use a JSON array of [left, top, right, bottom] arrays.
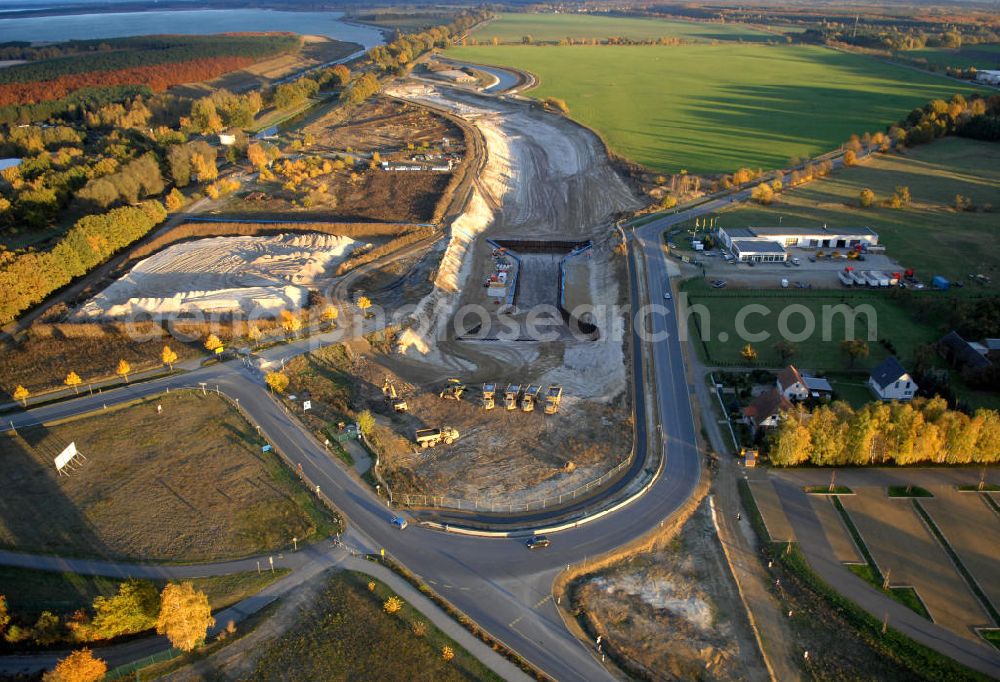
[[392, 454, 633, 513]]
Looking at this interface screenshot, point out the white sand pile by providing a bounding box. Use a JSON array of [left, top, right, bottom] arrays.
[[75, 233, 357, 319], [592, 575, 714, 633]]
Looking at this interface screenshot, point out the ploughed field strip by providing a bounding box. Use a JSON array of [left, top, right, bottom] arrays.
[[920, 487, 1000, 616], [840, 491, 991, 639]]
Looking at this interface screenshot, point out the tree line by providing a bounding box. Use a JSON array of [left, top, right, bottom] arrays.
[[0, 579, 214, 652], [770, 397, 999, 467], [0, 34, 300, 86], [0, 200, 167, 325]]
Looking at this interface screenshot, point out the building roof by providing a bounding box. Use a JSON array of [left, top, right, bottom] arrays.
[[938, 331, 992, 370], [731, 239, 786, 254], [869, 356, 909, 389], [985, 339, 1000, 352], [748, 226, 878, 237], [803, 375, 833, 392], [724, 227, 755, 238], [0, 158, 21, 171], [742, 387, 793, 422], [777, 365, 804, 392]]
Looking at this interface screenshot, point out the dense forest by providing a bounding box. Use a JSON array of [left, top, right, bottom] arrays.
[[0, 34, 300, 106]]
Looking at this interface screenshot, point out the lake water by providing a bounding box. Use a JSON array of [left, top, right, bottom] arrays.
[[0, 9, 385, 47]]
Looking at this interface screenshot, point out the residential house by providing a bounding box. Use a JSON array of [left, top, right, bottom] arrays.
[[777, 366, 809, 401], [938, 331, 992, 372], [868, 356, 917, 401], [742, 387, 793, 435], [777, 365, 833, 401]]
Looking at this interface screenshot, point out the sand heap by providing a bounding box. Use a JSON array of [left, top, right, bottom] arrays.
[[75, 233, 357, 319]]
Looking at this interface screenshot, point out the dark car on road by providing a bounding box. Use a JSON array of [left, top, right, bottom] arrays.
[[525, 535, 550, 550]]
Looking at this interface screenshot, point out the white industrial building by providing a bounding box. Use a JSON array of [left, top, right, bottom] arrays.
[[975, 70, 1000, 86], [717, 226, 879, 262]]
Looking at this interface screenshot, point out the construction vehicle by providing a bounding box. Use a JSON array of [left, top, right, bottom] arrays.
[[543, 385, 563, 415], [482, 383, 497, 410], [382, 378, 408, 413], [521, 385, 541, 412], [504, 384, 521, 410], [439, 378, 465, 401], [415, 426, 460, 448]]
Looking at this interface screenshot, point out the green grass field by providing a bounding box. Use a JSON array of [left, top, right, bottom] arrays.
[[449, 43, 976, 174], [681, 282, 941, 370], [905, 44, 1000, 71], [474, 12, 774, 44], [716, 137, 1000, 287]]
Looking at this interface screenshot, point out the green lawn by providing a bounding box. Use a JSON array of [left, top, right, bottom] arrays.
[[716, 137, 1000, 288], [681, 282, 941, 370], [247, 571, 502, 682], [449, 43, 975, 174], [904, 44, 1000, 71], [474, 12, 774, 44]]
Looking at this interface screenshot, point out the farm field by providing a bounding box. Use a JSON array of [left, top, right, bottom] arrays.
[[717, 137, 1000, 287], [840, 492, 991, 641], [680, 283, 940, 370], [904, 44, 1000, 71], [244, 571, 502, 682], [449, 43, 976, 174], [472, 11, 774, 43], [0, 392, 337, 561]]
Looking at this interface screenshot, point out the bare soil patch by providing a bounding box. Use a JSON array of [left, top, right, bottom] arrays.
[[0, 392, 336, 561], [220, 97, 465, 224], [575, 501, 769, 681]]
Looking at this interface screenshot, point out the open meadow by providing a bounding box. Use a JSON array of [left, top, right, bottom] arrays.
[[716, 137, 1000, 287], [450, 43, 976, 174], [0, 392, 336, 561], [473, 12, 774, 44], [905, 44, 1000, 71]]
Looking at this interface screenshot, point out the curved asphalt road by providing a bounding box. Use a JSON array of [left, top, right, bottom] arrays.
[[1, 222, 701, 681]]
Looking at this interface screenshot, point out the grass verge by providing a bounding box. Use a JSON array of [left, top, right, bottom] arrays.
[[982, 629, 1000, 652], [888, 485, 934, 498], [805, 485, 854, 495], [958, 484, 1000, 492]]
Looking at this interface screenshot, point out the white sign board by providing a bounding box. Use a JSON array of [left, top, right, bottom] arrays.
[[54, 442, 79, 472], [303, 400, 312, 411]]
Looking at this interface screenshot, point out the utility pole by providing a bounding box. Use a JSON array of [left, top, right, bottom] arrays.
[[829, 469, 837, 493]]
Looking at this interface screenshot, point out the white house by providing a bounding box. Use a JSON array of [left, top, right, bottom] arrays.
[[777, 365, 809, 401], [975, 70, 1000, 87], [742, 387, 793, 435], [868, 356, 917, 401]]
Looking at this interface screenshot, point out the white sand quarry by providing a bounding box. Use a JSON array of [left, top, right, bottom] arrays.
[[75, 233, 357, 319]]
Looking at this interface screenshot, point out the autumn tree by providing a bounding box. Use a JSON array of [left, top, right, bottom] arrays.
[[116, 359, 131, 383], [203, 334, 223, 353], [751, 182, 774, 205], [64, 371, 82, 394], [741, 344, 758, 363], [383, 596, 403, 614], [162, 345, 178, 370], [85, 579, 159, 640], [840, 340, 869, 368], [165, 188, 185, 212], [156, 582, 214, 652], [264, 371, 289, 394], [191, 152, 218, 182], [13, 384, 29, 406], [247, 325, 262, 348], [321, 305, 339, 325], [773, 340, 797, 364], [246, 142, 268, 169], [843, 149, 857, 166], [859, 188, 876, 208], [357, 296, 372, 317], [0, 595, 9, 637], [43, 649, 107, 682], [442, 646, 455, 662], [357, 409, 375, 437], [280, 309, 302, 336]]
